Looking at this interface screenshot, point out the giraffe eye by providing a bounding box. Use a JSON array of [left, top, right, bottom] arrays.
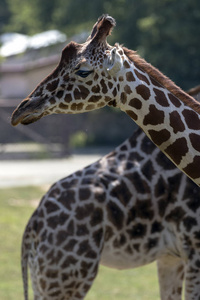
[[75, 70, 93, 78]]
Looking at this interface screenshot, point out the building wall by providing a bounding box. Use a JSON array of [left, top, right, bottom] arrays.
[[0, 55, 59, 98]]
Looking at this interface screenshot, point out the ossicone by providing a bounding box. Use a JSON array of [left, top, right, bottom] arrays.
[[88, 14, 116, 44]]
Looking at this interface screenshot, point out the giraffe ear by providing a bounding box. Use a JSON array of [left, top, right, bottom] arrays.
[[89, 15, 116, 44], [106, 47, 123, 75]]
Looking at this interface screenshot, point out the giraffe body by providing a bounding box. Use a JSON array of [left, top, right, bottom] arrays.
[[23, 128, 200, 300], [11, 15, 200, 186], [10, 15, 200, 299]]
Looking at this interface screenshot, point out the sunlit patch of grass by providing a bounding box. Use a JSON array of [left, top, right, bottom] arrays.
[[0, 186, 43, 300], [87, 264, 159, 300]]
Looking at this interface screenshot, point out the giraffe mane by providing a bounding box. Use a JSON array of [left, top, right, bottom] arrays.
[[123, 46, 200, 114]]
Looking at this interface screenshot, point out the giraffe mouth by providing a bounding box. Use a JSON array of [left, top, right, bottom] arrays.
[[11, 97, 45, 126]]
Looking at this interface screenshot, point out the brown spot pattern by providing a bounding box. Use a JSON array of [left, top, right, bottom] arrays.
[[166, 207, 186, 227], [134, 199, 154, 220], [153, 88, 169, 107], [45, 201, 60, 214], [59, 103, 69, 110], [121, 92, 127, 104], [127, 223, 147, 239], [93, 73, 99, 81], [183, 156, 200, 180], [100, 79, 108, 93], [47, 212, 68, 229], [124, 85, 132, 94], [112, 87, 117, 97], [78, 85, 90, 99], [58, 190, 75, 210], [71, 103, 84, 111], [126, 110, 138, 121], [123, 60, 130, 68], [125, 171, 150, 194], [85, 80, 93, 86], [106, 201, 124, 230], [46, 79, 59, 92], [110, 180, 132, 206], [182, 109, 200, 130], [85, 104, 95, 110], [76, 204, 94, 220], [108, 82, 113, 89], [129, 98, 142, 110], [88, 95, 102, 103], [150, 77, 163, 88], [143, 105, 165, 126], [141, 160, 156, 180], [79, 188, 91, 201], [165, 138, 189, 165], [183, 217, 197, 231], [56, 91, 64, 98], [169, 111, 185, 133], [67, 84, 73, 91], [49, 98, 56, 104], [91, 85, 100, 93], [98, 101, 106, 108], [135, 69, 150, 85], [168, 93, 181, 107], [136, 85, 151, 100], [73, 88, 81, 100], [126, 71, 135, 82], [148, 129, 170, 146], [189, 133, 200, 152], [64, 94, 72, 103], [90, 208, 103, 226]]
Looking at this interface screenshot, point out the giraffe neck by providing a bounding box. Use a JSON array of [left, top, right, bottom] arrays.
[[117, 47, 200, 186]]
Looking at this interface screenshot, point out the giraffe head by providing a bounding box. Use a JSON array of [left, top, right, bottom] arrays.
[[11, 15, 126, 126]]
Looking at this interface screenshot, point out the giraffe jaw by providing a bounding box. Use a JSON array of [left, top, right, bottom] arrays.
[[11, 109, 44, 126], [11, 97, 45, 126]]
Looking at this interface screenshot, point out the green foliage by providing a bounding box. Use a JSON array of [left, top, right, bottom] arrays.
[[69, 131, 89, 148], [0, 185, 159, 300], [135, 0, 200, 88], [1, 0, 200, 87], [0, 186, 44, 300]]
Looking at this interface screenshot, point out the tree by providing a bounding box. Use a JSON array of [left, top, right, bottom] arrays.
[[1, 0, 200, 89], [134, 0, 200, 88]]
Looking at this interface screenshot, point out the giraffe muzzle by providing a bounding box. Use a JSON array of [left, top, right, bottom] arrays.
[[11, 97, 45, 126]]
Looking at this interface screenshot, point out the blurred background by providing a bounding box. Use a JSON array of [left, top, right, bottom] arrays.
[[0, 1, 200, 299], [0, 0, 200, 158]]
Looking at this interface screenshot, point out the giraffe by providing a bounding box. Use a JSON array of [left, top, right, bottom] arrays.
[[187, 85, 200, 102], [22, 126, 200, 300], [11, 15, 200, 186]]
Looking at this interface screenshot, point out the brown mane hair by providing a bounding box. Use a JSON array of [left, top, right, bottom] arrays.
[[122, 46, 200, 114]]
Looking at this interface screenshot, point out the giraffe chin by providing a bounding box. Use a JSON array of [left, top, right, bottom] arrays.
[[20, 113, 44, 125]]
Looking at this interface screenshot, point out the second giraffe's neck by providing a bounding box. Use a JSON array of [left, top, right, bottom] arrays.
[[118, 47, 200, 186]]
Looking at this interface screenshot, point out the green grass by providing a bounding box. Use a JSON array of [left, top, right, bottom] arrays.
[[0, 186, 159, 300], [0, 186, 44, 300]]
